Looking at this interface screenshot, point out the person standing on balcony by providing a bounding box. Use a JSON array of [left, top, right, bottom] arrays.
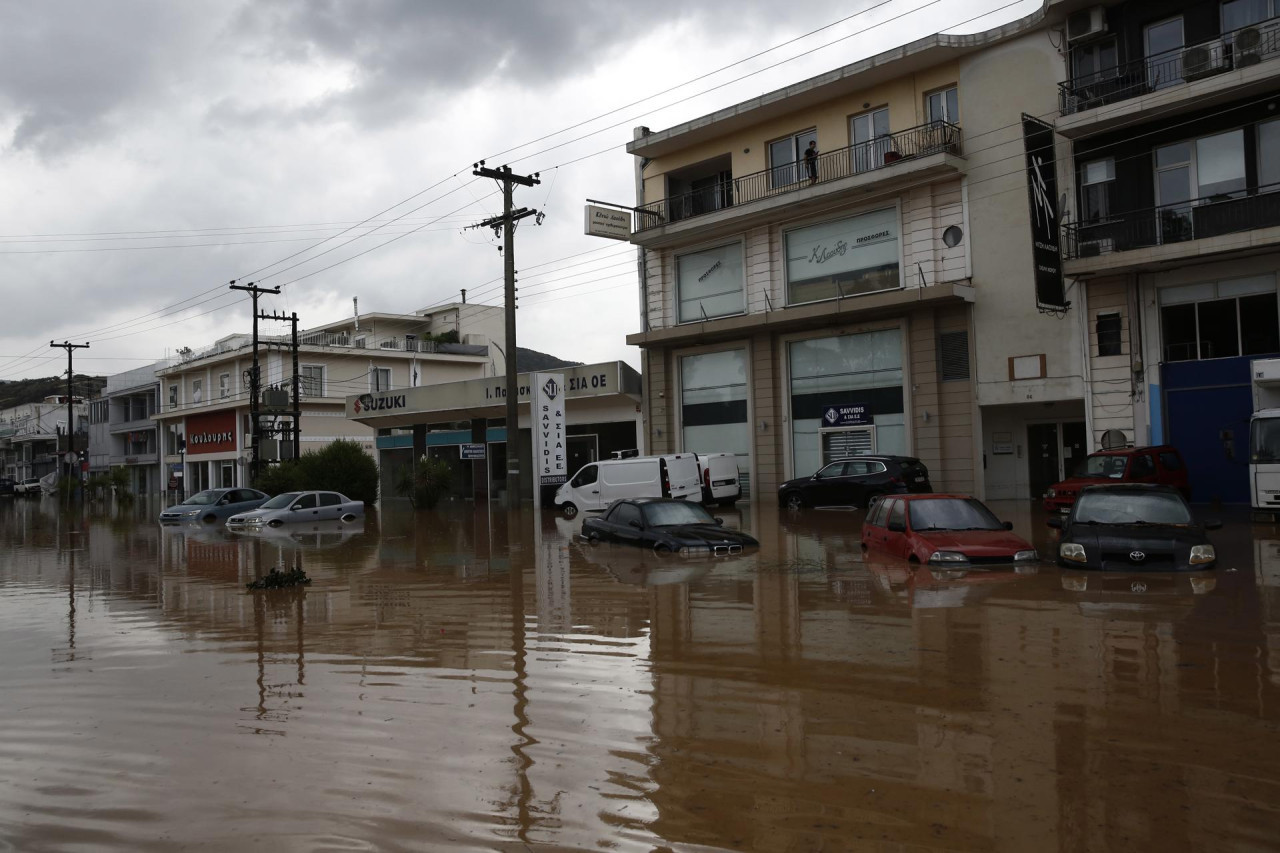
[[804, 140, 819, 184]]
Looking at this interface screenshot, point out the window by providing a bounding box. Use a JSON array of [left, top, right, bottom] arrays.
[[850, 108, 891, 173], [676, 244, 745, 323], [887, 499, 906, 529], [1159, 451, 1183, 470], [925, 87, 958, 125], [191, 378, 203, 404], [768, 128, 815, 187], [1159, 276, 1280, 361], [1260, 120, 1280, 190], [867, 495, 890, 526], [371, 368, 391, 392], [1129, 454, 1156, 477], [680, 349, 750, 495], [169, 384, 178, 409], [1196, 131, 1247, 198], [292, 494, 318, 510], [611, 502, 642, 527], [570, 464, 597, 487], [318, 493, 342, 507], [1096, 312, 1123, 356], [1072, 38, 1118, 83], [1145, 17, 1184, 90], [219, 373, 230, 399], [1222, 0, 1272, 33], [300, 365, 325, 397], [785, 207, 900, 305], [1080, 158, 1115, 222], [938, 330, 970, 381]]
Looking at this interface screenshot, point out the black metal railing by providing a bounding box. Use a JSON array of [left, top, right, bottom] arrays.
[[1063, 184, 1280, 259], [1059, 18, 1280, 116], [635, 121, 962, 231]]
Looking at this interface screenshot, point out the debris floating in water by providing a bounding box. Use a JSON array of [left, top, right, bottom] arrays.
[[246, 567, 312, 590]]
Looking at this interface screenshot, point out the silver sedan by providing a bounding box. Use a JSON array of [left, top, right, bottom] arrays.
[[226, 490, 364, 528]]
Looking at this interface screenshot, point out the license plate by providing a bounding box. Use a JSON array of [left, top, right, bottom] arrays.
[[713, 479, 735, 487], [913, 475, 926, 482]]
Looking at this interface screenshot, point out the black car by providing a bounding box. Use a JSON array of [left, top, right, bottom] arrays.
[[581, 498, 759, 555], [778, 455, 931, 510], [1048, 483, 1220, 571]]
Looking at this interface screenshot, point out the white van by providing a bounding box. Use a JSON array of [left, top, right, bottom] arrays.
[[695, 453, 741, 506], [555, 454, 700, 518]]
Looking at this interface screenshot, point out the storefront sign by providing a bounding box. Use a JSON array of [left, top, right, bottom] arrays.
[[676, 243, 745, 322], [185, 410, 237, 455], [991, 431, 1014, 455], [460, 443, 486, 460], [532, 372, 567, 486], [353, 393, 407, 414], [1021, 114, 1068, 311], [786, 207, 900, 303], [583, 204, 631, 240], [821, 403, 870, 427]]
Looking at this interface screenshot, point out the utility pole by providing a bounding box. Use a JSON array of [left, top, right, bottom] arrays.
[[469, 161, 540, 506], [50, 340, 89, 486], [230, 281, 280, 484], [260, 310, 302, 464]]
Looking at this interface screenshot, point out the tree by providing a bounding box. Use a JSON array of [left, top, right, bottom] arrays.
[[254, 440, 379, 504]]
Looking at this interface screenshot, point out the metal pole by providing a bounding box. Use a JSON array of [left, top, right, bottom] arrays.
[[291, 312, 300, 462], [230, 282, 280, 485]]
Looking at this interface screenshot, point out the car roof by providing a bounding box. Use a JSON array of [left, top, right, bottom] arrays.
[[1088, 445, 1180, 456], [613, 497, 694, 505], [1078, 482, 1181, 493]]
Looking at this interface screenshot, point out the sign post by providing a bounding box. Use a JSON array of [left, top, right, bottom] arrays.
[[531, 372, 567, 512]]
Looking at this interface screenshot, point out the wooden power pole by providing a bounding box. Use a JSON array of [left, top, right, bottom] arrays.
[[50, 340, 89, 485], [229, 281, 280, 484]]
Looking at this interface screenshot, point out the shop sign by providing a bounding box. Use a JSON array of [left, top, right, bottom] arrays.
[[1021, 113, 1068, 311], [354, 393, 407, 414], [786, 207, 899, 287], [821, 403, 870, 427], [186, 410, 237, 455], [460, 443, 486, 461], [583, 204, 631, 240], [532, 373, 567, 485]]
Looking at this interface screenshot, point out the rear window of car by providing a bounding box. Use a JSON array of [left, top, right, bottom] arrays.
[[1159, 451, 1183, 471], [319, 493, 342, 507], [866, 497, 890, 526]]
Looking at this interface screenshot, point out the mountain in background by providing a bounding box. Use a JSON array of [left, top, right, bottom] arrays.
[[0, 375, 106, 410], [515, 348, 583, 373]]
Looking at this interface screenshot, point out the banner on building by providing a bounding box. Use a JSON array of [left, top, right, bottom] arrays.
[[532, 372, 567, 486], [583, 204, 631, 240], [821, 403, 871, 427], [1021, 114, 1069, 311]]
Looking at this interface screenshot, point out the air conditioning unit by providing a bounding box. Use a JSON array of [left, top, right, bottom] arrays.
[[1066, 6, 1106, 44], [1183, 39, 1228, 80], [1234, 22, 1277, 68]]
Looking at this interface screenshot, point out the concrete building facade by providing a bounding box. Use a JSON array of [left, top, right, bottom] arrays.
[[0, 396, 87, 483], [88, 361, 167, 494]]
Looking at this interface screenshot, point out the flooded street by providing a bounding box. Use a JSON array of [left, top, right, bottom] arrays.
[[2, 498, 1279, 852]]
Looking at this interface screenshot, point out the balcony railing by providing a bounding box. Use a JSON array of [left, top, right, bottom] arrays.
[[1059, 18, 1280, 116], [1063, 184, 1280, 259], [635, 121, 962, 232]]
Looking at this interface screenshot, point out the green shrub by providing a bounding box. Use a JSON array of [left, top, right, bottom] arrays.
[[396, 456, 453, 509], [254, 440, 379, 505]]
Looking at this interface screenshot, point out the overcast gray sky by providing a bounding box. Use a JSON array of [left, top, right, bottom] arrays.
[[0, 0, 1037, 382]]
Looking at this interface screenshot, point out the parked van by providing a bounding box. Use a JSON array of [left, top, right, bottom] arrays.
[[555, 454, 700, 518], [695, 453, 741, 506]]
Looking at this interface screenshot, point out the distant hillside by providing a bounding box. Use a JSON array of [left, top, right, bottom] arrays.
[[0, 374, 106, 410], [515, 347, 583, 372]]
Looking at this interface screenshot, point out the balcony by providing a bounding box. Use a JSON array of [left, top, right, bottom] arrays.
[[1063, 184, 1280, 270], [634, 122, 962, 238], [1058, 19, 1280, 130]]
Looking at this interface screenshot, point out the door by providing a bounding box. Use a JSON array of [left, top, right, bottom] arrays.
[[1163, 358, 1254, 503], [566, 464, 601, 510], [610, 501, 644, 545], [811, 461, 851, 506], [1027, 423, 1061, 499], [1061, 422, 1087, 477], [318, 492, 343, 519], [821, 427, 874, 466], [1145, 17, 1185, 89], [291, 493, 320, 519], [883, 498, 911, 559], [850, 108, 890, 173]]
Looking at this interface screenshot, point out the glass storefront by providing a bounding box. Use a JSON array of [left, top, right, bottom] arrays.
[[789, 328, 905, 476], [680, 349, 751, 495], [785, 207, 900, 305], [676, 243, 745, 323]]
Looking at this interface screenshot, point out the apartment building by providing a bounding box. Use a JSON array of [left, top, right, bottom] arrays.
[[87, 361, 166, 494], [1057, 0, 1280, 502], [153, 302, 502, 493], [0, 396, 87, 482], [623, 1, 1090, 500]]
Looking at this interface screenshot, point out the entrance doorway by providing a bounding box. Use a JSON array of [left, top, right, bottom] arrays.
[[1026, 421, 1088, 498], [821, 426, 875, 465]]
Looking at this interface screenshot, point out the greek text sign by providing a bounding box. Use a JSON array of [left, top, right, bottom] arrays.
[[821, 404, 870, 427], [584, 204, 631, 240], [460, 443, 486, 460], [185, 410, 237, 455], [532, 372, 567, 486]]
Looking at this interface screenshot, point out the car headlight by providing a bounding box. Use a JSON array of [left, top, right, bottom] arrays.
[[1047, 488, 1056, 498], [181, 509, 200, 517], [928, 550, 969, 564], [1014, 549, 1038, 562], [1059, 543, 1087, 563], [1189, 544, 1216, 565], [239, 516, 261, 524]]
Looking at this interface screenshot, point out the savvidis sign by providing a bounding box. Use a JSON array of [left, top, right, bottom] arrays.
[[532, 373, 567, 486]]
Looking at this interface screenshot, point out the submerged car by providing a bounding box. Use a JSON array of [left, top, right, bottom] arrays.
[[1048, 483, 1219, 571], [581, 497, 758, 555], [14, 477, 42, 496], [226, 490, 364, 528], [158, 488, 269, 524], [1043, 445, 1189, 513], [861, 494, 1039, 567], [778, 455, 931, 510]]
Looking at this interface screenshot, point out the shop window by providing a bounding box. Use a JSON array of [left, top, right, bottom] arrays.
[[1096, 312, 1123, 356], [676, 244, 745, 323], [938, 330, 970, 381], [1159, 276, 1279, 361], [681, 349, 750, 496], [785, 208, 900, 305]]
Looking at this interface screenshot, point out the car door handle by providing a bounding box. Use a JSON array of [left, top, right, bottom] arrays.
[[591, 490, 599, 494]]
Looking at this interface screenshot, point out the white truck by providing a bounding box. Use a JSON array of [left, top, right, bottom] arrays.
[[1250, 357, 1280, 520]]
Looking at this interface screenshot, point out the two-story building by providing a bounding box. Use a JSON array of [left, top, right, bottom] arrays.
[[0, 396, 87, 482], [623, 1, 1090, 501], [154, 302, 503, 493], [1057, 0, 1280, 502], [88, 361, 167, 494]]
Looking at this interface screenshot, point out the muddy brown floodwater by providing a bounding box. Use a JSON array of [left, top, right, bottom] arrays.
[[1, 497, 1280, 851]]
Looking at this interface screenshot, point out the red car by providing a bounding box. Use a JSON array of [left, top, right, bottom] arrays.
[[861, 494, 1039, 566], [1043, 445, 1189, 513]]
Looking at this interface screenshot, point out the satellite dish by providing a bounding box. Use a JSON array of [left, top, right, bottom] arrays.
[[1100, 429, 1128, 450], [942, 225, 964, 248]]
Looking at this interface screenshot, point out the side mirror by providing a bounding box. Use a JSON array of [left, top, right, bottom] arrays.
[[811, 473, 821, 480], [1047, 517, 1064, 529], [1204, 519, 1222, 531], [1002, 521, 1014, 531], [714, 517, 724, 526]]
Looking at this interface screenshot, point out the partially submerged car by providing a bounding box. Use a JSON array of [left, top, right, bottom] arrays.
[[1049, 483, 1218, 571], [580, 497, 758, 555], [861, 494, 1038, 567], [778, 455, 931, 510], [226, 490, 364, 528], [1043, 445, 1189, 513], [159, 488, 269, 524]]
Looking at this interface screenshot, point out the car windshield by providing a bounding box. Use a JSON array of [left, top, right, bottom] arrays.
[[1081, 454, 1128, 478], [180, 490, 222, 506], [1074, 490, 1192, 525], [260, 492, 301, 510], [642, 501, 716, 527], [908, 498, 1003, 531]]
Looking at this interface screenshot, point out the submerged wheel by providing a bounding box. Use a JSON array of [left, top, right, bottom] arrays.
[[783, 491, 805, 511], [341, 513, 356, 522], [562, 503, 578, 519]]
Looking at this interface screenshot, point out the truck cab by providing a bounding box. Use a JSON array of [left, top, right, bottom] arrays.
[[1251, 359, 1280, 520]]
